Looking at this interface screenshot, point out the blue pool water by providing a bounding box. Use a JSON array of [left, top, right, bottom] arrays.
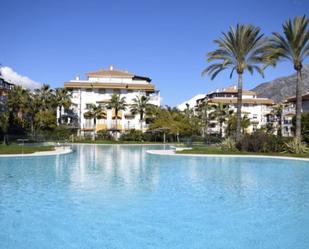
[[1, 145, 309, 249]]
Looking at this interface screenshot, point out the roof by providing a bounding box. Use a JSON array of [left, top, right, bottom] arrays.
[[208, 97, 274, 105], [87, 69, 134, 78], [286, 92, 309, 102], [86, 66, 151, 82], [64, 82, 155, 92], [208, 86, 256, 96]]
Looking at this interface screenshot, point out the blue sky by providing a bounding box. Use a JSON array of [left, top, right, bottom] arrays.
[[1, 0, 309, 106]]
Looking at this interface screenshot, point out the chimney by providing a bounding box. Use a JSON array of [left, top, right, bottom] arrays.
[[233, 85, 237, 90], [75, 75, 80, 81], [109, 65, 114, 71]]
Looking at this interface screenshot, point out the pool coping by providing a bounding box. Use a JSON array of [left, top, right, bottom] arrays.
[[146, 149, 309, 162], [0, 146, 73, 158], [71, 143, 174, 146]]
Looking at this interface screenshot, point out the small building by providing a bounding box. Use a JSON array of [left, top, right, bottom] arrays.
[[64, 66, 160, 137], [196, 86, 274, 136]]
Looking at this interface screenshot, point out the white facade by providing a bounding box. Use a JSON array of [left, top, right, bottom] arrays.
[[64, 66, 160, 136], [177, 94, 206, 111], [197, 86, 274, 136], [282, 92, 309, 137]]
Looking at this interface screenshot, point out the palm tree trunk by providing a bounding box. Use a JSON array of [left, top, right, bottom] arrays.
[[295, 70, 302, 139], [59, 106, 62, 125], [236, 73, 243, 142], [220, 121, 223, 138], [140, 112, 143, 131]]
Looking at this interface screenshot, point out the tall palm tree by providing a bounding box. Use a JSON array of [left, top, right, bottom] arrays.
[[130, 95, 151, 131], [211, 103, 231, 138], [203, 24, 268, 142], [264, 16, 309, 139], [7, 85, 30, 126], [55, 88, 72, 125], [84, 104, 106, 140], [107, 93, 127, 132]]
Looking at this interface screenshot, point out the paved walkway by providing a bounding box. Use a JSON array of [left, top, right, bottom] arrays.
[[146, 149, 309, 162], [0, 146, 73, 158]]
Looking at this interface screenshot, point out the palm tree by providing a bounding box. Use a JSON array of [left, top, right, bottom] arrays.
[[203, 24, 268, 142], [195, 101, 213, 137], [211, 103, 231, 138], [35, 84, 54, 111], [84, 104, 106, 140], [55, 88, 72, 125], [7, 85, 30, 126], [226, 114, 251, 136], [264, 16, 309, 139], [130, 95, 151, 131], [106, 93, 127, 133], [270, 104, 283, 136]]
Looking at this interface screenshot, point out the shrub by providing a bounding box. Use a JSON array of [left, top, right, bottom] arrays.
[[283, 138, 309, 154], [220, 137, 237, 151], [120, 130, 144, 141], [204, 134, 223, 145], [96, 130, 114, 141], [237, 132, 286, 153]]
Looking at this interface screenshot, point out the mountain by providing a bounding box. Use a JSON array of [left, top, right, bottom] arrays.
[[252, 64, 309, 103]]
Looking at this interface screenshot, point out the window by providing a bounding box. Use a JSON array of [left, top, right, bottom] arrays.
[[98, 89, 106, 94], [86, 88, 92, 93], [113, 89, 121, 94], [85, 104, 92, 109], [253, 114, 258, 119]]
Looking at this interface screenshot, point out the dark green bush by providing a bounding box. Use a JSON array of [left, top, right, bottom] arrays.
[[237, 132, 288, 153], [120, 130, 144, 141], [204, 134, 223, 145], [96, 130, 114, 141]]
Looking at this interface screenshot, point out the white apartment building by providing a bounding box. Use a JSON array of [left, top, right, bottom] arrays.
[[282, 92, 309, 137], [64, 66, 160, 137], [196, 86, 274, 136], [177, 94, 206, 111]]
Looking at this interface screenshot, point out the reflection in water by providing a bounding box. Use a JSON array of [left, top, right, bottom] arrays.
[[67, 145, 161, 195]]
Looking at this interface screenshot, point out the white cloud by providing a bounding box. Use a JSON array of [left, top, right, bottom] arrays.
[[0, 66, 41, 89]]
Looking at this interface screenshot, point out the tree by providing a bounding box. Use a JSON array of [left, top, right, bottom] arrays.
[[226, 114, 251, 136], [84, 104, 106, 140], [210, 103, 231, 138], [55, 88, 72, 125], [270, 104, 283, 136], [130, 95, 151, 131], [195, 101, 213, 137], [264, 16, 309, 139], [106, 94, 127, 136], [203, 24, 268, 142], [7, 85, 30, 127], [35, 84, 55, 111]]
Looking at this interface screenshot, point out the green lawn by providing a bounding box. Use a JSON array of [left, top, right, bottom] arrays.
[[177, 146, 309, 158], [0, 144, 54, 154]]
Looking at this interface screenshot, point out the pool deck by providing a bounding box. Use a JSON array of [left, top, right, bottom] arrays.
[[146, 149, 309, 162], [0, 146, 73, 158]]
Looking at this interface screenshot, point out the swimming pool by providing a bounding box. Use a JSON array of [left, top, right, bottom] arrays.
[[1, 144, 309, 249]]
